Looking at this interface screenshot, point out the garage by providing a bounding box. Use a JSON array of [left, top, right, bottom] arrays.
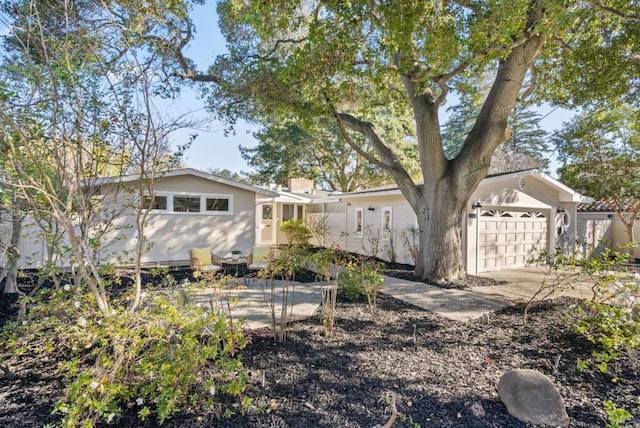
[[478, 209, 548, 272]]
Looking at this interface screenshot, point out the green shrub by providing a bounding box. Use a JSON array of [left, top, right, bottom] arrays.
[[535, 247, 640, 376], [1, 283, 249, 426], [603, 399, 633, 428], [338, 260, 384, 310], [280, 219, 311, 247]]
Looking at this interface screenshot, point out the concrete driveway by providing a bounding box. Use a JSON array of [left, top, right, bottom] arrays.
[[475, 266, 596, 303]]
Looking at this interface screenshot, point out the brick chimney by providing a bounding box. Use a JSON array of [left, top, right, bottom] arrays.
[[288, 177, 315, 194]]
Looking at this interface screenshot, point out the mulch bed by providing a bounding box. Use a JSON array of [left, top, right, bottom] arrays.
[[0, 269, 639, 427]]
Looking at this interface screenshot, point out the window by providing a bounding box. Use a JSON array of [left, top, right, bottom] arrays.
[[141, 193, 233, 215], [354, 208, 364, 238], [173, 195, 200, 212], [262, 204, 273, 220], [382, 207, 392, 240], [142, 194, 167, 210], [283, 204, 295, 221], [297, 205, 304, 220], [206, 197, 229, 212]]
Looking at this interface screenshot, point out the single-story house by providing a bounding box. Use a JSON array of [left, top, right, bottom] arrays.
[[4, 168, 592, 275], [305, 169, 591, 274], [2, 168, 279, 269]]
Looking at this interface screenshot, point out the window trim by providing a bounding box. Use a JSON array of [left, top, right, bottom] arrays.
[[354, 207, 364, 238]]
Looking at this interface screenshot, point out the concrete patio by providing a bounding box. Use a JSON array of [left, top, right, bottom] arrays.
[[189, 266, 598, 327]]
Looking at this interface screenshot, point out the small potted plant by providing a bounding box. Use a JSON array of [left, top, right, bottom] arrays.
[[231, 249, 241, 261]]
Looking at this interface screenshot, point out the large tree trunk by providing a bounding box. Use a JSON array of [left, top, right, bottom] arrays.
[[416, 194, 465, 282]]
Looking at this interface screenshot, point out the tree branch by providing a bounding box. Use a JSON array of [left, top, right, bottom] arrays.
[[588, 1, 640, 22], [519, 64, 538, 102], [323, 92, 421, 206]]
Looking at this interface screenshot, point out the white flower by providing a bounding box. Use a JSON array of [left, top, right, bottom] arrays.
[[78, 317, 87, 327], [209, 386, 216, 396], [107, 413, 115, 423], [63, 284, 71, 291], [89, 381, 99, 390], [22, 320, 28, 326], [136, 397, 144, 406], [74, 301, 81, 308]]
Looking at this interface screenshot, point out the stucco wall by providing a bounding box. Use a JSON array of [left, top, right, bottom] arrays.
[[577, 213, 640, 258], [102, 175, 259, 264], [6, 174, 263, 269]]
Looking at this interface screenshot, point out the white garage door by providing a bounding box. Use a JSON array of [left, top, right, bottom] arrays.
[[479, 210, 547, 272]]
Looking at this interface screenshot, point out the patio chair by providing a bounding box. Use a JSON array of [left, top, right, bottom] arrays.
[[245, 246, 274, 285], [188, 247, 223, 272]]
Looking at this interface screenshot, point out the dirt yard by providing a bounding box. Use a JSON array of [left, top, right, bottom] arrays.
[[1, 287, 638, 427]]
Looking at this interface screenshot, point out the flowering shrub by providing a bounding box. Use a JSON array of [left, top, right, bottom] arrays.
[[1, 283, 249, 426]]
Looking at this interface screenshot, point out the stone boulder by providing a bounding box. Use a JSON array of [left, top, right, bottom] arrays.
[[498, 369, 570, 427]]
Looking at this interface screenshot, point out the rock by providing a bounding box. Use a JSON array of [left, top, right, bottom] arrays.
[[498, 369, 570, 427], [467, 401, 486, 418]]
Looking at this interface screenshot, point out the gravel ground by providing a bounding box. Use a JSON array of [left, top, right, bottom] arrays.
[[0, 266, 638, 427]]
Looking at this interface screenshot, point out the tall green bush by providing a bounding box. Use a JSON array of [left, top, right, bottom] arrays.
[[280, 219, 311, 247]]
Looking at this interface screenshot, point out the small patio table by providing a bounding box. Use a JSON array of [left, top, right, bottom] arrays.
[[222, 257, 248, 285]]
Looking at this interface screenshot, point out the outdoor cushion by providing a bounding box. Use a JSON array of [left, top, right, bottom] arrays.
[[248, 262, 269, 269], [252, 247, 271, 263], [191, 247, 212, 265]]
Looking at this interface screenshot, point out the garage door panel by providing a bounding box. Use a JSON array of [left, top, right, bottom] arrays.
[[479, 210, 547, 273]]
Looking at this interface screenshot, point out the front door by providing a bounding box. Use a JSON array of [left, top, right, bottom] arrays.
[[259, 203, 276, 245]]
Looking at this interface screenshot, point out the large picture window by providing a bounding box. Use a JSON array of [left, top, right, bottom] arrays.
[[283, 204, 295, 221], [283, 203, 305, 221], [354, 208, 364, 238]]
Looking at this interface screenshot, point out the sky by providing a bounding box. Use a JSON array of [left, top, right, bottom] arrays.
[[169, 3, 575, 176]]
